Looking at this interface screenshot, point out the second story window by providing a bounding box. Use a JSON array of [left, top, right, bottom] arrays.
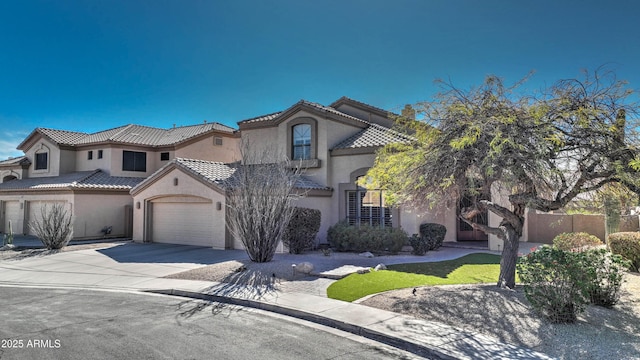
[[35, 152, 48, 170], [98, 150, 103, 159], [122, 151, 146, 172], [88, 151, 93, 160], [160, 152, 170, 161], [292, 124, 311, 160]]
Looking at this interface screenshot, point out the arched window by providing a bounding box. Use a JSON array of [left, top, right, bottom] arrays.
[[292, 124, 311, 160]]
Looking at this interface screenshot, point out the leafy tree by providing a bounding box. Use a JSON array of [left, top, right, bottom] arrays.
[[367, 69, 639, 288]]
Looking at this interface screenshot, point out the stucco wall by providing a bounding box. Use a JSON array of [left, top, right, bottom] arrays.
[[75, 146, 113, 173], [25, 138, 61, 177], [108, 146, 160, 178], [0, 193, 74, 235], [175, 135, 240, 163], [73, 192, 133, 239]]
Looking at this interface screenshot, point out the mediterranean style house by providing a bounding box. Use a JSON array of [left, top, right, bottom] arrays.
[[2, 96, 525, 250], [0, 122, 239, 239]]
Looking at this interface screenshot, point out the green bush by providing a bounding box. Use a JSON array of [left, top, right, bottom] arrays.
[[327, 221, 407, 254], [518, 246, 630, 322], [284, 207, 321, 254], [517, 246, 589, 323], [553, 232, 603, 251], [409, 234, 427, 255], [582, 248, 630, 307], [608, 232, 640, 271], [419, 223, 447, 251]]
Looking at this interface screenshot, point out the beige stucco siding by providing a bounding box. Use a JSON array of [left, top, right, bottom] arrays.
[[73, 193, 133, 239], [109, 147, 159, 178], [175, 135, 240, 163], [75, 146, 113, 173], [25, 138, 61, 178], [0, 193, 74, 235]]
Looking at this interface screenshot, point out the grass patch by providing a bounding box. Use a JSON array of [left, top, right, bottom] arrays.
[[327, 253, 506, 302]]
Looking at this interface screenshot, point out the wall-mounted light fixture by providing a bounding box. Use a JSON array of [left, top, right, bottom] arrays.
[[136, 201, 141, 209]]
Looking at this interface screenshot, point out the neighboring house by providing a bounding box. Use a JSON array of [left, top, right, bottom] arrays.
[[130, 97, 461, 248], [0, 123, 239, 239]]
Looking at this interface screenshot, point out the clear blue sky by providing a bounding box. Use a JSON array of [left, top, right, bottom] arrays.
[[1, 0, 639, 159]]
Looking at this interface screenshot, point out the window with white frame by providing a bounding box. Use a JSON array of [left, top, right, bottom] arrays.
[[346, 176, 392, 227]]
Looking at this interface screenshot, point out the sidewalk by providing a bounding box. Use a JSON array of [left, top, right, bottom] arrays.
[[0, 243, 553, 360]]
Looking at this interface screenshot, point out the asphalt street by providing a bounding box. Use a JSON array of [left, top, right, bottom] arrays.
[[0, 287, 425, 360]]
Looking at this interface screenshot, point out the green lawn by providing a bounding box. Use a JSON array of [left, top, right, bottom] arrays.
[[326, 253, 507, 302]]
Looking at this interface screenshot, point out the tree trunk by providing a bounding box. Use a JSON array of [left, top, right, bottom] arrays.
[[497, 223, 520, 289]]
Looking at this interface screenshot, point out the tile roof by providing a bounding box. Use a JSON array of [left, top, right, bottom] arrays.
[[0, 170, 143, 191], [331, 123, 414, 150], [330, 96, 395, 117], [0, 156, 30, 166], [20, 122, 235, 149], [174, 158, 237, 186], [294, 176, 332, 191], [237, 100, 368, 126], [134, 158, 331, 193], [237, 111, 282, 125]]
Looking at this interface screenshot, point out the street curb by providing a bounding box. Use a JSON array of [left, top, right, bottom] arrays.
[[145, 288, 457, 360]]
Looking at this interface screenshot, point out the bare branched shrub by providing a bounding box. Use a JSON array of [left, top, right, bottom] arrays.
[[30, 203, 73, 250], [224, 141, 304, 263]]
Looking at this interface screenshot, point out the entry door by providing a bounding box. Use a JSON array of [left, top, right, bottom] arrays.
[[457, 194, 489, 241]]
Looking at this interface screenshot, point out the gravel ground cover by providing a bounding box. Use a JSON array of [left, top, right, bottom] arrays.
[[167, 251, 640, 359], [360, 273, 640, 360]]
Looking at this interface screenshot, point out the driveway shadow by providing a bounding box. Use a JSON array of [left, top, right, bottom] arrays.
[[97, 242, 249, 265]]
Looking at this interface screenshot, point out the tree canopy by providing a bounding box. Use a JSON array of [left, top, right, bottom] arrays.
[[367, 69, 639, 288]]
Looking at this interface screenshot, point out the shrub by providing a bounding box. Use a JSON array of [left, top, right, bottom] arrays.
[[419, 223, 447, 251], [29, 203, 73, 250], [283, 207, 321, 254], [608, 232, 640, 271], [582, 248, 630, 307], [552, 232, 603, 252], [327, 221, 407, 254], [409, 234, 427, 255], [517, 246, 589, 323]]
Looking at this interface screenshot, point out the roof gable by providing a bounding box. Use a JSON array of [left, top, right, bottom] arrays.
[[238, 100, 370, 130]]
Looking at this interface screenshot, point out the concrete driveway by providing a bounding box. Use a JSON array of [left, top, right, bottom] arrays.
[[0, 242, 249, 291]]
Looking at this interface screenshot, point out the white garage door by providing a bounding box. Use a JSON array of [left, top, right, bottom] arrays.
[[152, 201, 215, 247], [28, 201, 66, 236], [4, 201, 21, 234]]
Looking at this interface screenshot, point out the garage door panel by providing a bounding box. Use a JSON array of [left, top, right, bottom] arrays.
[[152, 202, 214, 247], [4, 201, 22, 234]]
